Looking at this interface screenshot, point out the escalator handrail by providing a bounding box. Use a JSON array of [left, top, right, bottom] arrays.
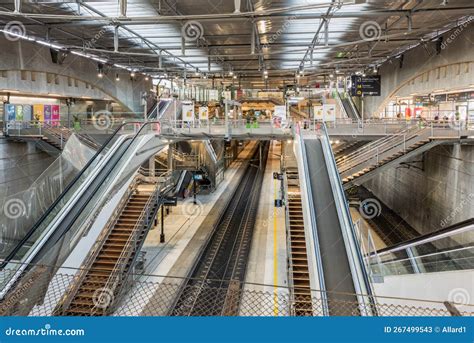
[[0, 121, 141, 270], [320, 123, 376, 313], [374, 218, 474, 257], [297, 133, 329, 315], [0, 120, 171, 299], [26, 121, 168, 260], [146, 100, 159, 119]]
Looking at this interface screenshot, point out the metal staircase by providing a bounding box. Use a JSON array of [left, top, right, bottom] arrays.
[[285, 168, 313, 316], [337, 127, 445, 188], [54, 179, 166, 316]]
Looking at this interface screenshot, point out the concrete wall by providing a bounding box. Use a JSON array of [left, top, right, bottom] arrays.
[[364, 22, 474, 117], [373, 270, 473, 313], [364, 144, 474, 235], [0, 37, 152, 113]]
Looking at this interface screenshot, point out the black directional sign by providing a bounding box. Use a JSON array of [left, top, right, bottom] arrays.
[[350, 75, 381, 96]]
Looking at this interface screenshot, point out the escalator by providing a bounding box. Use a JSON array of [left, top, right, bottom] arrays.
[[296, 125, 374, 316], [337, 91, 360, 120], [0, 121, 172, 311]]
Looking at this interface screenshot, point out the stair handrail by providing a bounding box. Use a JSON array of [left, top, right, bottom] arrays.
[[337, 125, 422, 163], [53, 176, 144, 314], [337, 127, 430, 173], [338, 128, 431, 173], [97, 182, 162, 314]]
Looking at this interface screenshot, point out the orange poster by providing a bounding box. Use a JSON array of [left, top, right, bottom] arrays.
[[33, 104, 44, 121]]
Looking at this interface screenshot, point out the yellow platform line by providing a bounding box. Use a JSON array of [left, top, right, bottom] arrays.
[[273, 176, 279, 316]]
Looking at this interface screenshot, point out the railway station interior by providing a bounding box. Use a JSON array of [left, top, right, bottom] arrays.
[[0, 0, 473, 321]]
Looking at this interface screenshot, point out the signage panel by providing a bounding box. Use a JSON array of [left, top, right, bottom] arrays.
[[351, 75, 381, 96]]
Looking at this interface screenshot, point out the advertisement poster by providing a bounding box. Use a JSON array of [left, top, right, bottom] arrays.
[[44, 105, 52, 123], [182, 103, 195, 122], [5, 104, 15, 121], [52, 105, 60, 125], [15, 105, 24, 121], [273, 106, 287, 120], [23, 105, 32, 121], [273, 105, 287, 128], [323, 104, 336, 122], [33, 104, 44, 121], [314, 105, 324, 121], [199, 106, 209, 120]]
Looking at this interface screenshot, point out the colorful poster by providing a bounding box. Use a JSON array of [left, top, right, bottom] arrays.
[[182, 103, 195, 122], [23, 105, 32, 121], [199, 106, 209, 120], [323, 104, 336, 122], [15, 105, 24, 121], [314, 105, 324, 121], [273, 106, 287, 120], [33, 104, 44, 121], [52, 105, 60, 126], [44, 105, 52, 123], [5, 104, 16, 121]]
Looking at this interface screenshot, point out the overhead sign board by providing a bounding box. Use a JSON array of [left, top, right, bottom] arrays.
[[351, 75, 381, 96]]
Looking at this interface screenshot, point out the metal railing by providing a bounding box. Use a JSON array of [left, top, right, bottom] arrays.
[[366, 221, 474, 278], [55, 175, 144, 314], [336, 126, 428, 174], [2, 263, 472, 317], [99, 183, 162, 314]]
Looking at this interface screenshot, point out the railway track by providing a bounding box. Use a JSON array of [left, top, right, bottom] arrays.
[[170, 142, 269, 316]]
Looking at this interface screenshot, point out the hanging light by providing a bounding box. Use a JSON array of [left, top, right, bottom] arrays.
[[130, 71, 136, 77], [145, 75, 149, 81], [115, 73, 120, 81]]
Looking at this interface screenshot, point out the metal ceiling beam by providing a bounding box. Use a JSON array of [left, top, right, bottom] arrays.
[[0, 7, 472, 25], [79, 2, 199, 72]]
